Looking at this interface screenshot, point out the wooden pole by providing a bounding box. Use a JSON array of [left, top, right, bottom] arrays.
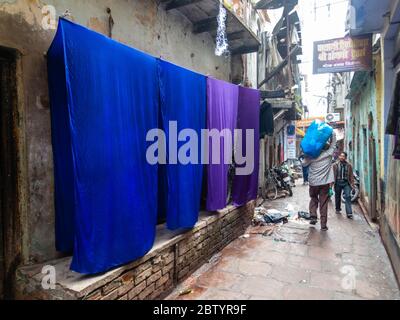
[[287, 10, 292, 88]]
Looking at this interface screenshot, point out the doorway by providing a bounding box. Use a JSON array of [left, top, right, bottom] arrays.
[[369, 136, 378, 221], [368, 112, 378, 221], [0, 46, 22, 299]]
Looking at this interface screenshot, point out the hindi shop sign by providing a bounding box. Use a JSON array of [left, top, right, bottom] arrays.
[[313, 34, 372, 74]]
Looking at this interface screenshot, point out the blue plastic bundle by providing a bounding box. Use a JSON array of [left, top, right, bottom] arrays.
[[300, 120, 333, 159]]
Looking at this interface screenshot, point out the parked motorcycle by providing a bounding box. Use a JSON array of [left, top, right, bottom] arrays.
[[280, 163, 296, 188], [273, 166, 293, 197], [282, 158, 303, 174]]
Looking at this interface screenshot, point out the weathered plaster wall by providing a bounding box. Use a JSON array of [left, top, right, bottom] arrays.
[[386, 21, 400, 250], [348, 74, 377, 210], [385, 137, 400, 245], [346, 65, 383, 222], [378, 17, 400, 284], [0, 0, 232, 264]]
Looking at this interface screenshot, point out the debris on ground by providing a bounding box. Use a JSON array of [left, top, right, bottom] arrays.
[[265, 212, 288, 224], [178, 288, 193, 296], [207, 253, 222, 265], [262, 228, 275, 237], [240, 234, 250, 239], [254, 206, 268, 215], [298, 211, 312, 220], [253, 207, 289, 225], [285, 204, 296, 217], [248, 225, 276, 235]]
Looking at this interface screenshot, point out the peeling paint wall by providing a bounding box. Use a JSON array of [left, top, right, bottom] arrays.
[[385, 137, 400, 247], [350, 82, 372, 200], [347, 53, 382, 220], [0, 0, 235, 264], [383, 26, 400, 252]]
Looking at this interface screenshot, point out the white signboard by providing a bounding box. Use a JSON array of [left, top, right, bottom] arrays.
[[285, 124, 297, 160], [287, 136, 297, 159], [326, 113, 341, 122]]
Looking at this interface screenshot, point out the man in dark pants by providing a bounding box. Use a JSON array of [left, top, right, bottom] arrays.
[[333, 152, 355, 219], [301, 132, 337, 231]]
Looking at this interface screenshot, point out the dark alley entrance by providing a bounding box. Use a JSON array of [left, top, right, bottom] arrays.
[[0, 46, 22, 299]]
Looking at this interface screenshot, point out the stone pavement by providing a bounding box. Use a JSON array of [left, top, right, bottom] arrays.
[[166, 182, 400, 300]]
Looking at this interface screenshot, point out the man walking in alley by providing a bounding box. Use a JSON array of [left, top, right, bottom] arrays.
[[301, 132, 337, 231], [333, 152, 354, 219]]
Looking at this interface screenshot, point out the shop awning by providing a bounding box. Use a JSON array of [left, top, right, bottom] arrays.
[[296, 127, 305, 137], [296, 117, 325, 128], [346, 71, 369, 100], [161, 0, 261, 55]]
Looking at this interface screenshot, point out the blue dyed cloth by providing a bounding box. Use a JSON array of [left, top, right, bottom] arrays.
[[48, 19, 159, 274], [301, 120, 333, 159], [157, 60, 206, 230]]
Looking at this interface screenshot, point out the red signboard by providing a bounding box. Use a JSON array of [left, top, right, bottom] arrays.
[[313, 34, 373, 74]]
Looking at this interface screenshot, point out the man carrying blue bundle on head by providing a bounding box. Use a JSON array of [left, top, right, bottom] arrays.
[[300, 125, 337, 231]]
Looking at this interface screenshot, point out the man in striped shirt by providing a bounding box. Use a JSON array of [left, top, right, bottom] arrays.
[[301, 132, 337, 231]]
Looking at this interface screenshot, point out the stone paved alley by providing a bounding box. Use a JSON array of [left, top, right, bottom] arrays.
[[166, 182, 400, 300]]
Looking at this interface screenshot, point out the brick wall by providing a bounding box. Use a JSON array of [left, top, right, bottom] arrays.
[[15, 201, 255, 300]]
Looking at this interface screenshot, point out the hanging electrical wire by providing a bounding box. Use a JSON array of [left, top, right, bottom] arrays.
[[312, 0, 348, 20]]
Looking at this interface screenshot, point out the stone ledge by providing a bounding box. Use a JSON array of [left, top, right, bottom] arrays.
[[15, 201, 255, 300]]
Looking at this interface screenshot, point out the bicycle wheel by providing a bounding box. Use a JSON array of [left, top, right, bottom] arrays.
[[286, 184, 293, 197], [264, 179, 278, 200]]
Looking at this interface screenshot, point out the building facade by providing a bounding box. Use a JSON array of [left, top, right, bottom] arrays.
[[0, 0, 271, 299], [345, 45, 383, 222], [347, 0, 400, 283]]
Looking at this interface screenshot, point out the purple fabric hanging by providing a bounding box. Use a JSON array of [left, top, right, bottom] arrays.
[[232, 87, 260, 206], [206, 78, 239, 211]]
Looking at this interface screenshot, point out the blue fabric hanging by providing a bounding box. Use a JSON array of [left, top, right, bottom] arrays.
[[48, 19, 159, 274], [157, 60, 206, 230], [48, 21, 75, 253]]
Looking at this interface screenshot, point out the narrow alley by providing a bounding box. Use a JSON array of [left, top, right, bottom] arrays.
[[2, 0, 400, 306], [166, 182, 400, 300]]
